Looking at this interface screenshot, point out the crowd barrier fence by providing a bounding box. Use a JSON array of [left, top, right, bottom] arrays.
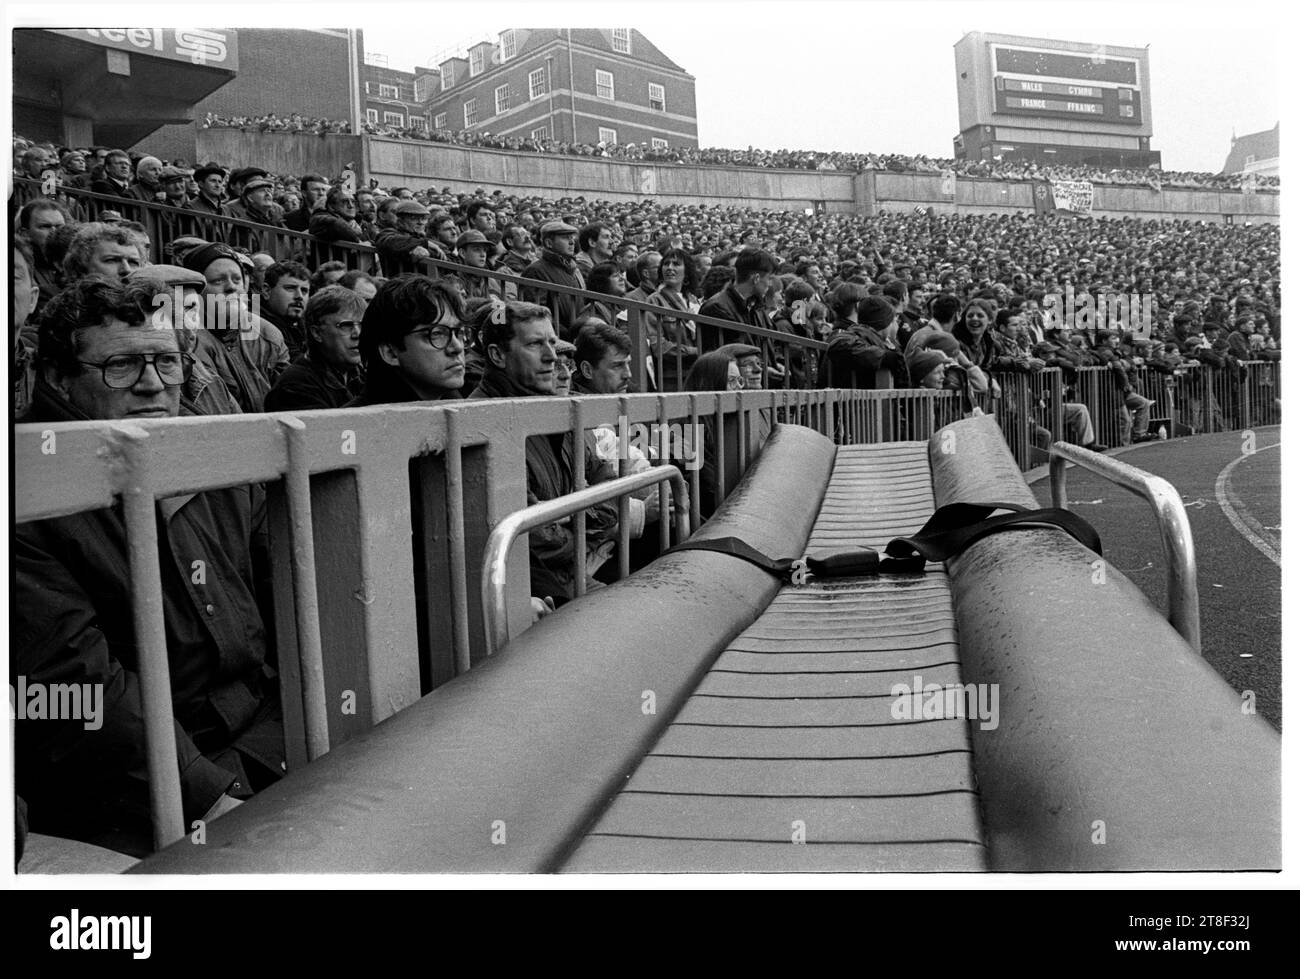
[[13, 386, 958, 849]]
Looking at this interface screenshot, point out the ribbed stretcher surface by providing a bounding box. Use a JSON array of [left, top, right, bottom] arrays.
[[563, 442, 989, 872]]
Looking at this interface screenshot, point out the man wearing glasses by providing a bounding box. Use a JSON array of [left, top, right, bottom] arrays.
[[264, 285, 367, 412], [350, 274, 467, 405], [15, 276, 283, 859]]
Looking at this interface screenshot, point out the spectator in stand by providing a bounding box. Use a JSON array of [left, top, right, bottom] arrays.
[[188, 164, 227, 216], [62, 223, 143, 284], [15, 276, 282, 857], [468, 301, 620, 603], [16, 198, 68, 308], [499, 223, 536, 275], [577, 263, 628, 326], [339, 269, 379, 302], [521, 220, 585, 340], [308, 185, 365, 251], [453, 229, 508, 300], [572, 321, 633, 396], [182, 242, 289, 413], [576, 222, 615, 277], [698, 247, 778, 351], [285, 173, 329, 232], [821, 292, 904, 390], [645, 246, 701, 392], [310, 261, 348, 293], [126, 262, 243, 417], [682, 349, 746, 518], [89, 149, 135, 200], [221, 175, 284, 255], [356, 189, 379, 241], [553, 336, 577, 396], [264, 285, 366, 411], [1094, 329, 1156, 444], [128, 156, 165, 203], [466, 199, 499, 236], [350, 274, 466, 406], [626, 250, 662, 304], [12, 237, 40, 415], [427, 211, 460, 263], [375, 200, 433, 277], [259, 261, 312, 357]]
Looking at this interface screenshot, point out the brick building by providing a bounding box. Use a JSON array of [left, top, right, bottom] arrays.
[[425, 28, 698, 148], [1221, 122, 1279, 178], [362, 54, 437, 133]]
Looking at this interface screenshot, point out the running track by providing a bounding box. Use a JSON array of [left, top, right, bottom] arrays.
[[1028, 426, 1281, 729]]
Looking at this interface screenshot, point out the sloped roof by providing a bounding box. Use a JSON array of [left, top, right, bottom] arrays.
[[513, 28, 691, 74], [1222, 122, 1279, 174]]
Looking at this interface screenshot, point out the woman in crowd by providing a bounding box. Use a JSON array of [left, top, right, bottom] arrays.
[[576, 262, 628, 327], [645, 246, 702, 392]]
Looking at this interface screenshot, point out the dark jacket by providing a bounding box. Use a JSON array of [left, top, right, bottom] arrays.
[[264, 352, 365, 412], [468, 369, 618, 602], [374, 227, 431, 278], [14, 382, 281, 856], [520, 250, 586, 340], [697, 283, 773, 352], [89, 176, 135, 200], [307, 210, 364, 267], [820, 324, 904, 389], [284, 204, 316, 233]]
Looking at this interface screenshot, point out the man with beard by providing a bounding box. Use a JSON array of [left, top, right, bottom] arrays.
[[520, 220, 585, 339], [265, 285, 366, 411], [260, 261, 312, 357]]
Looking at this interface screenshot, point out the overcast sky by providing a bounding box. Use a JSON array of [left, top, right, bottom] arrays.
[[361, 0, 1280, 173], [5, 1, 1282, 173]]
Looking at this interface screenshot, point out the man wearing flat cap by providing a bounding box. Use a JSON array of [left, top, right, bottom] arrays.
[[187, 164, 228, 217], [520, 220, 586, 340], [374, 199, 435, 277], [221, 175, 285, 254], [454, 229, 511, 300]]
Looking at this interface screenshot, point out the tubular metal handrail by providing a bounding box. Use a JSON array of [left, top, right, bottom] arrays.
[[1048, 441, 1201, 655], [482, 467, 691, 656]]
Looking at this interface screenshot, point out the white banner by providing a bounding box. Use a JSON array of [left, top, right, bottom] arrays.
[[1050, 179, 1094, 214]]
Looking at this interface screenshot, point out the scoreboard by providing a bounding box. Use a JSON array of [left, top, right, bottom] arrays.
[[990, 43, 1143, 125]]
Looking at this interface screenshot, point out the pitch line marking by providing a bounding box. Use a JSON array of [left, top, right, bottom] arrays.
[[1214, 441, 1280, 568]]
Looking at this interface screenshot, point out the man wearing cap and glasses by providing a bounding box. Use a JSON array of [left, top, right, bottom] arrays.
[[15, 276, 284, 859]]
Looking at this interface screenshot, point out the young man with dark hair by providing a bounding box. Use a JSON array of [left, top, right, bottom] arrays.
[[265, 285, 366, 411], [465, 199, 498, 235], [351, 274, 467, 405], [697, 246, 779, 351], [16, 276, 283, 857], [572, 321, 633, 395], [576, 222, 614, 277], [260, 260, 312, 356], [285, 172, 329, 231]]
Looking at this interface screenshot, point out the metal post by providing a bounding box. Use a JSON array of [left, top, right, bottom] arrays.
[[444, 410, 473, 675]]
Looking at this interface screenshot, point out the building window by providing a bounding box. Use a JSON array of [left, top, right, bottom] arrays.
[[598, 127, 618, 145], [1245, 154, 1256, 166], [528, 67, 547, 100], [651, 137, 668, 150], [531, 125, 549, 140], [379, 83, 399, 99], [500, 29, 517, 60], [464, 99, 478, 127], [383, 111, 405, 127], [612, 28, 630, 53], [365, 108, 378, 125], [364, 81, 371, 94], [409, 117, 426, 132], [495, 84, 510, 115], [470, 47, 484, 77], [648, 82, 666, 112], [595, 69, 615, 101], [434, 112, 447, 130], [441, 65, 453, 90]]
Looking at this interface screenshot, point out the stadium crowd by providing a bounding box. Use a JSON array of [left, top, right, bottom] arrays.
[[10, 135, 1281, 864], [189, 119, 1281, 189]]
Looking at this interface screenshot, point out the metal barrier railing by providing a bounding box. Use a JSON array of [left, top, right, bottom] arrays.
[[12, 177, 378, 271], [13, 387, 959, 851], [482, 467, 691, 656], [1048, 442, 1201, 655]]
